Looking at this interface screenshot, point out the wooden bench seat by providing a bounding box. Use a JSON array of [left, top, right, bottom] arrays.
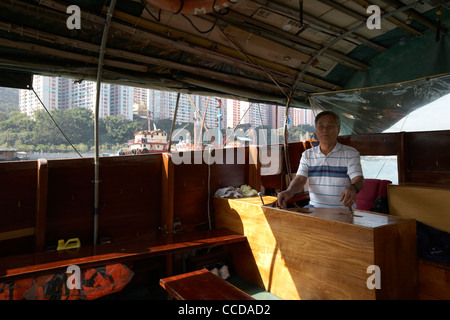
[[388, 184, 450, 299], [418, 259, 450, 300], [160, 268, 254, 300], [0, 228, 246, 281]]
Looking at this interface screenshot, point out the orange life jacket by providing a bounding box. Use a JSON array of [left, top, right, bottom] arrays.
[[0, 263, 132, 300], [81, 263, 133, 300]]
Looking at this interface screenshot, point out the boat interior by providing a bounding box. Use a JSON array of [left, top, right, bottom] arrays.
[[0, 0, 450, 300]]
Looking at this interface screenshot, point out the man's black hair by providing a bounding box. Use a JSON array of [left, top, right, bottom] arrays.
[[314, 111, 341, 127]]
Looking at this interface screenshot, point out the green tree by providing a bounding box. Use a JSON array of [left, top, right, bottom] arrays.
[[288, 124, 315, 142], [35, 144, 50, 153], [56, 144, 68, 153], [0, 110, 34, 133], [31, 107, 94, 147], [31, 110, 64, 146], [101, 116, 140, 145], [74, 143, 89, 153], [58, 107, 94, 146]]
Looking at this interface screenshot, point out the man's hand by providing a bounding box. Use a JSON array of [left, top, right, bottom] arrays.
[[277, 190, 293, 208], [340, 185, 357, 208], [277, 175, 307, 208]]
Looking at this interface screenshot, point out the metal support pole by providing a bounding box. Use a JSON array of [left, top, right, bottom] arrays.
[[94, 0, 117, 247], [167, 92, 181, 152]]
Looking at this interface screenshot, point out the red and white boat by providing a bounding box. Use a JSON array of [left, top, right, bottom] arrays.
[[118, 130, 168, 155]]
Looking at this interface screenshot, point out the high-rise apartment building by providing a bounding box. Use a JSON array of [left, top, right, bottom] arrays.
[[226, 100, 271, 129], [19, 76, 314, 131], [133, 87, 148, 107], [19, 75, 58, 117], [271, 106, 314, 128], [110, 84, 133, 120], [19, 75, 127, 120], [59, 78, 110, 118], [226, 99, 243, 128], [147, 90, 226, 129]]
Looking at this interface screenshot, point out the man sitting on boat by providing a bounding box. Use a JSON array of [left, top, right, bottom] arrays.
[[277, 111, 364, 209]]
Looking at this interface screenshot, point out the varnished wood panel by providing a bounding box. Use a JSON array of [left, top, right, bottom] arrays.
[[286, 141, 306, 173], [403, 130, 450, 186], [34, 159, 48, 252], [161, 153, 174, 233], [0, 160, 37, 232], [248, 145, 261, 192], [172, 147, 250, 231], [173, 153, 209, 231], [418, 260, 450, 300], [44, 155, 163, 247], [0, 228, 246, 281], [160, 268, 254, 300], [373, 222, 417, 299], [214, 196, 417, 300], [388, 184, 450, 234], [337, 133, 400, 156], [98, 154, 162, 241], [0, 160, 38, 257], [45, 158, 94, 248]]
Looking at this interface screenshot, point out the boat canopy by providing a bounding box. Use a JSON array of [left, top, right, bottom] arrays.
[[0, 0, 449, 115], [310, 73, 450, 134]]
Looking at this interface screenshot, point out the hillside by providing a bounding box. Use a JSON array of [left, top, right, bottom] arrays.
[[0, 86, 19, 112]]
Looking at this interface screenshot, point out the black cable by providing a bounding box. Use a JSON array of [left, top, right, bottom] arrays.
[[31, 87, 83, 158], [174, 0, 185, 14], [299, 0, 304, 25], [181, 0, 233, 34], [182, 14, 219, 34], [140, 0, 161, 22]]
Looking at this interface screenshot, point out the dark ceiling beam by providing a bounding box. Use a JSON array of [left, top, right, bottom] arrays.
[[211, 10, 369, 71], [249, 0, 387, 52], [111, 8, 340, 91], [0, 55, 191, 90], [27, 0, 328, 91], [0, 20, 298, 97], [28, 0, 344, 92], [0, 37, 148, 73]]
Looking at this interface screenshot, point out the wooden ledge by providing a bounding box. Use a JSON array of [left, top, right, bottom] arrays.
[[419, 259, 450, 300], [0, 228, 246, 281], [160, 268, 254, 300]]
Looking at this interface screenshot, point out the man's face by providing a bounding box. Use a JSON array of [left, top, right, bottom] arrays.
[[315, 114, 340, 145]]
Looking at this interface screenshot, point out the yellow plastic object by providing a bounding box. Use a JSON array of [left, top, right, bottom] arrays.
[[57, 238, 81, 250]]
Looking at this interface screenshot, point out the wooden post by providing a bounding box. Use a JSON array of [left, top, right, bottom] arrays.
[[35, 159, 48, 252], [161, 153, 175, 276], [397, 131, 406, 184], [167, 93, 181, 152], [161, 154, 174, 234], [248, 145, 261, 192]]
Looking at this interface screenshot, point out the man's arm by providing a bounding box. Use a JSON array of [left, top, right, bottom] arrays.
[[277, 175, 308, 208], [340, 176, 365, 208]]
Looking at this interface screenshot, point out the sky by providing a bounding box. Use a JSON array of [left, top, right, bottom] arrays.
[[384, 93, 450, 133]]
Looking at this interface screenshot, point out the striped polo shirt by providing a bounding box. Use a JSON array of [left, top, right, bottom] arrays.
[[296, 142, 363, 208]]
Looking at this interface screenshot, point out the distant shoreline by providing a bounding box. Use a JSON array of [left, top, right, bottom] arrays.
[[26, 151, 118, 160]]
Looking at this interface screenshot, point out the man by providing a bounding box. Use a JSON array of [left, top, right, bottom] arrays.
[[277, 110, 364, 209]]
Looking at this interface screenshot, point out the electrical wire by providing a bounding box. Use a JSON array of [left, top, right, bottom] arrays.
[[181, 14, 219, 34], [140, 0, 161, 22], [31, 87, 83, 158], [216, 27, 290, 99]]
